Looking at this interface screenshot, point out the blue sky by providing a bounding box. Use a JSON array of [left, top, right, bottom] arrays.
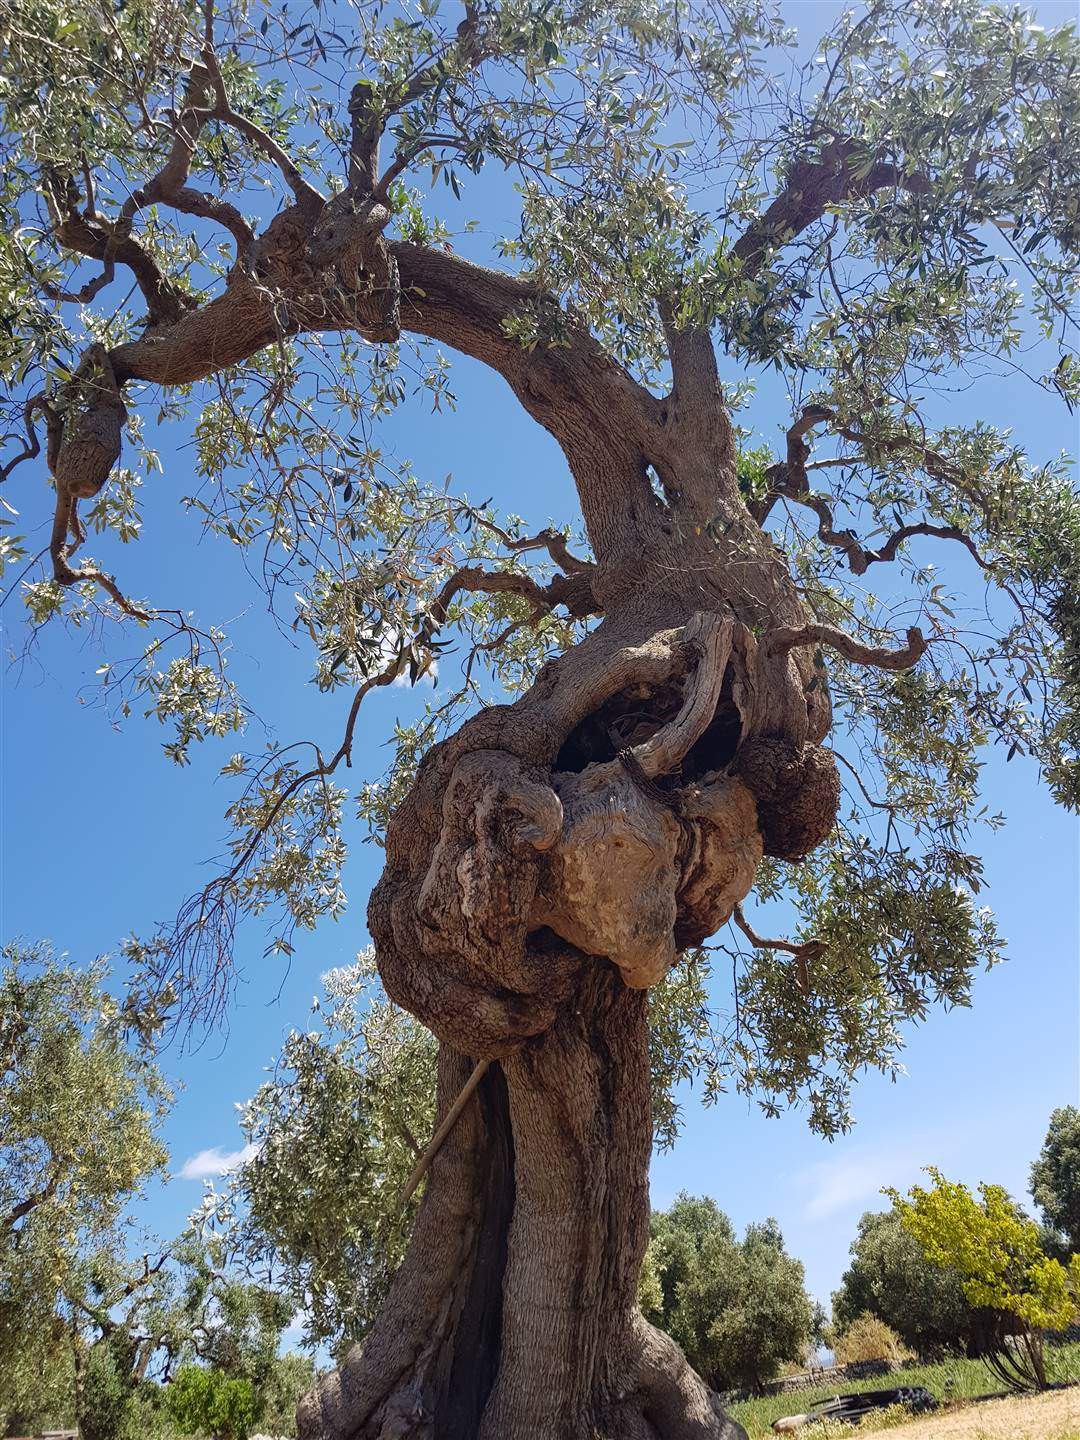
[[1, 0, 1077, 1322]]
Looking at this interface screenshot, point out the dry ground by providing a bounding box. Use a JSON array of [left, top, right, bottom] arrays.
[[854, 1385, 1080, 1439]]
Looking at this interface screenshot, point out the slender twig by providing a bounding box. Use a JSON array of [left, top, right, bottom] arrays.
[[732, 902, 824, 994]]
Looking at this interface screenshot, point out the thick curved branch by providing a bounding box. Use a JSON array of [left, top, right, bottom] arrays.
[[768, 622, 927, 671], [46, 180, 191, 325], [631, 612, 732, 779], [164, 185, 255, 257], [0, 393, 57, 484], [732, 139, 931, 278], [470, 517, 592, 575], [82, 39, 313, 293], [732, 902, 823, 960], [430, 561, 598, 626], [657, 297, 722, 416], [104, 238, 660, 560], [632, 1313, 746, 1440], [855, 521, 996, 576], [49, 554, 150, 621], [349, 6, 489, 200], [748, 403, 833, 525]]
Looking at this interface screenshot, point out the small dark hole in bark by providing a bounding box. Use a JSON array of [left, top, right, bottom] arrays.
[[526, 924, 574, 954], [555, 681, 682, 773], [554, 679, 742, 779], [680, 699, 742, 780]]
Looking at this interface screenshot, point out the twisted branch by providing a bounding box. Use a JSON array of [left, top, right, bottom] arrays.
[[732, 902, 824, 995], [768, 622, 927, 671], [753, 406, 1001, 580], [732, 139, 931, 279], [199, 46, 323, 211], [631, 612, 732, 779]]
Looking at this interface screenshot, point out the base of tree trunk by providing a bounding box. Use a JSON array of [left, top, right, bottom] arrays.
[[297, 968, 747, 1440]]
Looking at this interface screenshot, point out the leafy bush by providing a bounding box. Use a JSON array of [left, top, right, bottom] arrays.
[[254, 1352, 316, 1438], [889, 1169, 1080, 1389], [164, 1365, 258, 1440], [832, 1314, 913, 1367], [642, 1194, 816, 1393]]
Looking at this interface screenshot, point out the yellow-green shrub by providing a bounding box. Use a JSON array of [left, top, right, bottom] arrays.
[[833, 1314, 913, 1367]]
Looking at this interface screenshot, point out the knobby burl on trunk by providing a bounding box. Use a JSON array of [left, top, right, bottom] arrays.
[[41, 152, 924, 1440]]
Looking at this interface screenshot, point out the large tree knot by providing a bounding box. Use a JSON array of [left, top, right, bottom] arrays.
[[51, 343, 125, 508], [533, 613, 761, 987], [370, 747, 575, 1058], [309, 190, 401, 342], [371, 611, 838, 1051], [46, 344, 139, 612], [733, 735, 840, 861], [417, 749, 562, 968]]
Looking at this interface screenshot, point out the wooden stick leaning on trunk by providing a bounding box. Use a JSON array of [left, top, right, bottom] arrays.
[[399, 1057, 490, 1208]]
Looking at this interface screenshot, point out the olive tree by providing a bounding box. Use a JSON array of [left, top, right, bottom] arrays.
[[0, 942, 170, 1432], [1031, 1107, 1080, 1259], [2, 1, 1079, 1436], [832, 1209, 974, 1359], [643, 1195, 816, 1394]]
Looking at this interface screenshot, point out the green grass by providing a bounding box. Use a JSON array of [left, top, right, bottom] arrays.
[[727, 1341, 1080, 1439]]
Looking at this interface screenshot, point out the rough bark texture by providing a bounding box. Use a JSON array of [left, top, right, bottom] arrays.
[[49, 182, 851, 1440], [299, 585, 837, 1439]]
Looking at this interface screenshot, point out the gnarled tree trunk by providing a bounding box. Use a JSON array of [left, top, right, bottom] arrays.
[[299, 392, 840, 1439]]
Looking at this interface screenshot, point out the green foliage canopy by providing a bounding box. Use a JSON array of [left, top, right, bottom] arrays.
[[641, 1193, 816, 1393], [890, 1168, 1080, 1389], [1031, 1106, 1080, 1257], [165, 1364, 259, 1440], [0, 941, 170, 1430], [831, 1208, 974, 1358]]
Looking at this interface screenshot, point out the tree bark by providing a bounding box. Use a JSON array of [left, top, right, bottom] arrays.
[[298, 967, 747, 1440], [298, 566, 841, 1439]]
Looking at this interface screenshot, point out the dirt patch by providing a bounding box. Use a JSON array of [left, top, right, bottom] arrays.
[[855, 1386, 1080, 1439]]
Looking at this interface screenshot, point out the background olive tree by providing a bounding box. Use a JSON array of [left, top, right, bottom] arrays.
[[0, 943, 170, 1435], [831, 1208, 975, 1360], [1032, 1107, 1080, 1262], [641, 1194, 818, 1394]]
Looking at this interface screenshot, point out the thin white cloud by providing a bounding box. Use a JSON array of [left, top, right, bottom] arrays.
[[179, 1142, 257, 1180], [799, 1143, 934, 1222], [798, 1106, 1016, 1226], [800, 1155, 892, 1221]]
